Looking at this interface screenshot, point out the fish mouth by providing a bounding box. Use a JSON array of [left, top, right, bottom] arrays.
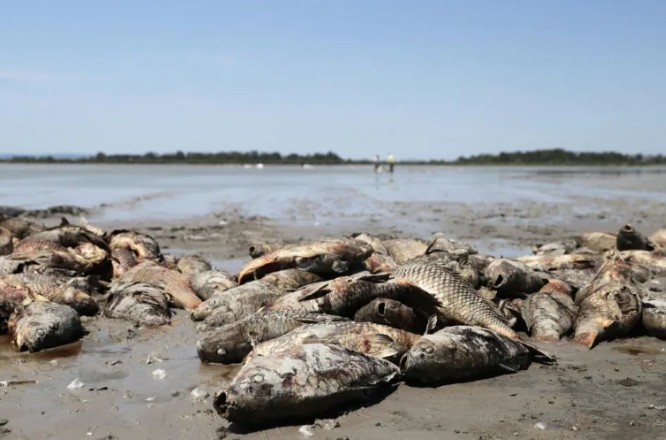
[[213, 390, 234, 417], [492, 275, 506, 289], [622, 224, 634, 233], [399, 354, 409, 371]]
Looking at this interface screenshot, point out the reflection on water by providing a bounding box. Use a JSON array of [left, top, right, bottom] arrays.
[[0, 164, 665, 224]]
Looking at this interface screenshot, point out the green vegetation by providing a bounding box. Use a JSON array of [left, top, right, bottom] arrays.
[[452, 148, 665, 166], [1, 148, 664, 165]]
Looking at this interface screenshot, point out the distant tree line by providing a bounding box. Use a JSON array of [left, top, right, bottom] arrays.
[[2, 150, 349, 165], [452, 148, 666, 166], [1, 148, 664, 165]]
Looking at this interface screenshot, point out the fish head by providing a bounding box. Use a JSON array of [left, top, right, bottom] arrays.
[[214, 364, 284, 422], [14, 319, 48, 352], [63, 286, 99, 316], [196, 325, 255, 364], [399, 337, 447, 382], [74, 242, 108, 265]]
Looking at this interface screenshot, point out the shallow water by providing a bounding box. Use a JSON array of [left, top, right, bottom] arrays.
[[2, 164, 665, 223]]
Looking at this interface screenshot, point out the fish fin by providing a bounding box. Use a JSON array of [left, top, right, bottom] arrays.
[[59, 217, 70, 227], [244, 331, 259, 356], [425, 315, 439, 335], [518, 340, 557, 364], [357, 272, 392, 283], [366, 334, 399, 359], [497, 363, 519, 373], [297, 283, 331, 302]]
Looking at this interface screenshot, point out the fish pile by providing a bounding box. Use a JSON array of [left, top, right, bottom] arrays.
[[0, 215, 236, 351], [197, 225, 666, 425], [2, 210, 665, 427]]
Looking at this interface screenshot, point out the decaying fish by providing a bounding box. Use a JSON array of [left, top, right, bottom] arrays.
[[576, 232, 616, 253], [0, 255, 31, 276], [426, 233, 477, 257], [400, 326, 531, 384], [573, 253, 643, 348], [0, 227, 13, 256], [119, 262, 201, 309], [196, 310, 347, 364], [650, 229, 666, 249], [516, 253, 600, 289], [484, 259, 547, 296], [382, 238, 428, 264], [497, 298, 523, 329], [392, 262, 517, 339], [111, 247, 138, 277], [8, 302, 83, 352], [104, 282, 171, 326], [214, 343, 400, 424], [521, 280, 578, 342], [248, 242, 282, 259], [620, 250, 666, 276], [354, 298, 426, 333], [107, 229, 163, 262], [0, 278, 48, 332], [253, 321, 420, 364], [22, 221, 107, 250], [532, 239, 577, 256], [192, 269, 321, 322], [352, 233, 398, 273], [190, 269, 237, 300], [641, 291, 666, 339], [265, 273, 440, 319], [9, 273, 99, 316], [176, 254, 212, 278], [616, 224, 655, 251], [237, 239, 372, 284], [0, 216, 45, 239]]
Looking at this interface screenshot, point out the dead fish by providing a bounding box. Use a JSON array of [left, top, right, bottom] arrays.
[[196, 310, 347, 364], [484, 259, 546, 296], [0, 217, 45, 239], [266, 273, 440, 319], [497, 298, 523, 329], [362, 252, 398, 273], [237, 239, 372, 284], [0, 278, 48, 333], [516, 253, 600, 290], [620, 250, 666, 276], [8, 302, 83, 352], [119, 261, 201, 309], [104, 282, 171, 326], [23, 221, 107, 250], [107, 229, 163, 262], [214, 343, 400, 424], [616, 224, 655, 251], [576, 232, 616, 253], [382, 238, 428, 264], [192, 269, 321, 321], [0, 255, 31, 276], [467, 253, 495, 273], [254, 321, 420, 364], [392, 262, 517, 339], [354, 298, 427, 333], [573, 253, 643, 348], [641, 291, 666, 339], [176, 254, 212, 278], [11, 273, 99, 316], [426, 233, 477, 256], [248, 242, 282, 259], [190, 269, 237, 300], [532, 239, 578, 256], [649, 229, 666, 249], [0, 227, 13, 256], [400, 326, 530, 384], [521, 280, 578, 342], [111, 247, 138, 277]]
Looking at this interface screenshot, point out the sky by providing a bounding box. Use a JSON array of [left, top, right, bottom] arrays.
[[0, 1, 664, 160]]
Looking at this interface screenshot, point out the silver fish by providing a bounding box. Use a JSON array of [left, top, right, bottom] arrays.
[[214, 343, 400, 424]]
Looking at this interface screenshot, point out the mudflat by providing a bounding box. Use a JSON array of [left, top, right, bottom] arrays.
[[1, 165, 665, 440]]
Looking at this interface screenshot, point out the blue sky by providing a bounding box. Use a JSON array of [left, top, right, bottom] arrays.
[[1, 0, 664, 160]]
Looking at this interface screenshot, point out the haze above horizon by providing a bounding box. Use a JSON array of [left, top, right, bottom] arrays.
[[1, 1, 664, 160]]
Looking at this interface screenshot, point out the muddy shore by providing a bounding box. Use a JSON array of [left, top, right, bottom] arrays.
[[1, 184, 666, 440]]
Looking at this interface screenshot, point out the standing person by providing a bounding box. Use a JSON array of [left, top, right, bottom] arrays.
[[387, 152, 396, 173], [373, 154, 380, 173]]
